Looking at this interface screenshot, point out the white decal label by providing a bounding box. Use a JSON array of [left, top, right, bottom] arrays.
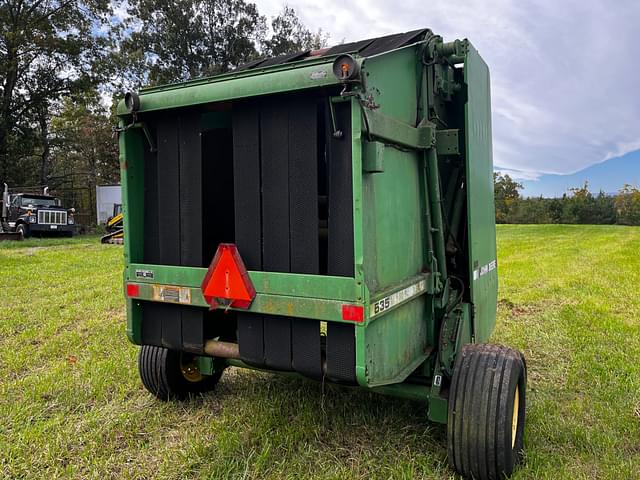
[[473, 260, 497, 281], [369, 279, 427, 318], [152, 285, 192, 304], [310, 70, 327, 80], [135, 269, 154, 280]]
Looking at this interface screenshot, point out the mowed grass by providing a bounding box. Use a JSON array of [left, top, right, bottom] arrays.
[[0, 225, 639, 479]]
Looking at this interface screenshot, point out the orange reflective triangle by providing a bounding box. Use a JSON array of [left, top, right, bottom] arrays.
[[201, 244, 256, 309]]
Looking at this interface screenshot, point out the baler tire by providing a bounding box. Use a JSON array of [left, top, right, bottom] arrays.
[[138, 345, 223, 401], [447, 343, 526, 480]]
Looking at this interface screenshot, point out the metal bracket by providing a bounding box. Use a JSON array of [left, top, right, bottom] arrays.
[[114, 120, 157, 153], [438, 306, 462, 377], [436, 129, 460, 156], [328, 99, 343, 139], [363, 108, 436, 150]]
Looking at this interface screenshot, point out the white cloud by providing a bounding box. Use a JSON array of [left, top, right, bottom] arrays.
[[256, 0, 640, 176], [112, 1, 130, 22], [494, 168, 542, 181]]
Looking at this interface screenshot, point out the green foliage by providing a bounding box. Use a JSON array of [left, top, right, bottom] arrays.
[[120, 0, 266, 86], [1, 0, 323, 217], [116, 1, 327, 88], [50, 94, 119, 185], [493, 172, 523, 223], [0, 0, 112, 185], [263, 6, 329, 57], [615, 184, 640, 225], [494, 174, 634, 225]]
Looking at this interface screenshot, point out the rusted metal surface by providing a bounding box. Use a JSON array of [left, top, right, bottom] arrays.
[[203, 340, 240, 359]]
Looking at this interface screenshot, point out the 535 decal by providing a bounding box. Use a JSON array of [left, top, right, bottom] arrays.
[[373, 298, 391, 314], [369, 279, 427, 319]]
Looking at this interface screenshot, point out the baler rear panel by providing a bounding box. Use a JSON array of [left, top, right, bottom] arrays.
[[124, 91, 364, 383]]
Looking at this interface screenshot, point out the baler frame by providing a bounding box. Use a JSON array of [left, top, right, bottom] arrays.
[[118, 30, 525, 480]]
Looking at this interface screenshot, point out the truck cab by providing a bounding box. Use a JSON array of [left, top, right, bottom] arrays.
[[4, 192, 76, 238]]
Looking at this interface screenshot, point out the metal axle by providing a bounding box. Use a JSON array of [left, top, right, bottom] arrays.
[[203, 339, 240, 359]]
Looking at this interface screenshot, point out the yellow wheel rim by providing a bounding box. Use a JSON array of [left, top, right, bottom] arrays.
[[180, 355, 204, 383], [511, 385, 520, 449]]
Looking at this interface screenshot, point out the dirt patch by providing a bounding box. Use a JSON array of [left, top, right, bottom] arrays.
[[498, 298, 543, 317]]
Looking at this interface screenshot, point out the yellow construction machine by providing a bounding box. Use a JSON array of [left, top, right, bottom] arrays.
[[100, 204, 123, 244]]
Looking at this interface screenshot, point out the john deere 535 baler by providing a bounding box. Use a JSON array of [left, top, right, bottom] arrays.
[[117, 29, 526, 480]]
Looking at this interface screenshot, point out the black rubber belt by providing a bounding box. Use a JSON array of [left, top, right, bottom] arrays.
[[179, 114, 205, 353], [261, 99, 293, 371], [325, 102, 357, 384], [233, 103, 265, 367], [156, 115, 182, 349], [289, 98, 323, 379]]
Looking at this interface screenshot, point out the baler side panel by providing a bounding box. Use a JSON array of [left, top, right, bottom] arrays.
[[356, 47, 431, 387], [120, 127, 146, 344], [464, 44, 498, 343]]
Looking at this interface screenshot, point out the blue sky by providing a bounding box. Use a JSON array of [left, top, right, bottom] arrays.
[[256, 0, 640, 183]]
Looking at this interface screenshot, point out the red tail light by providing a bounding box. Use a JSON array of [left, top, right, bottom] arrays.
[[342, 305, 364, 323], [126, 283, 140, 297]]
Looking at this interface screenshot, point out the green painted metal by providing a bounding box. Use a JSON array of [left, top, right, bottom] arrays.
[[435, 129, 461, 156], [126, 280, 360, 323], [119, 126, 146, 344], [362, 141, 385, 173], [463, 43, 498, 343], [126, 263, 361, 301], [362, 108, 434, 150], [116, 60, 342, 116], [371, 382, 432, 403], [117, 32, 498, 413], [425, 147, 448, 285]]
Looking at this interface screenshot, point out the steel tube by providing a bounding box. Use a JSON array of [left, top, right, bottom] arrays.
[[203, 339, 240, 359], [117, 61, 340, 116], [426, 148, 448, 281]]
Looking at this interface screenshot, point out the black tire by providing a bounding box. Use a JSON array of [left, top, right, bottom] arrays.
[[138, 345, 223, 400], [447, 343, 527, 480], [16, 224, 28, 239]]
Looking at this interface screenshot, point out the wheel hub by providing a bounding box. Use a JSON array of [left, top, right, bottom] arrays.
[[180, 355, 204, 383]]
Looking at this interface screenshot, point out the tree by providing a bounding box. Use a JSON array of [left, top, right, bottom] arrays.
[[116, 1, 326, 87], [0, 0, 111, 186], [615, 184, 640, 226], [48, 93, 119, 220], [263, 6, 328, 57], [50, 95, 119, 181], [493, 172, 522, 223], [119, 0, 266, 86], [564, 182, 615, 225]]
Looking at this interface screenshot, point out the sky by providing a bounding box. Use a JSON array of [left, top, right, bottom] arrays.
[[256, 0, 640, 182]]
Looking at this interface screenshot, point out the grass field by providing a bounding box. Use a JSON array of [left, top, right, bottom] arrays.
[[1, 225, 639, 479]]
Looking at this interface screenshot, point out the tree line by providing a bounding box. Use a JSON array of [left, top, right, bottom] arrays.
[[494, 173, 640, 226], [1, 0, 326, 219]]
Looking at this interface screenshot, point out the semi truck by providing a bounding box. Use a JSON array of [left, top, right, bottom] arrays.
[[1, 184, 76, 239]]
